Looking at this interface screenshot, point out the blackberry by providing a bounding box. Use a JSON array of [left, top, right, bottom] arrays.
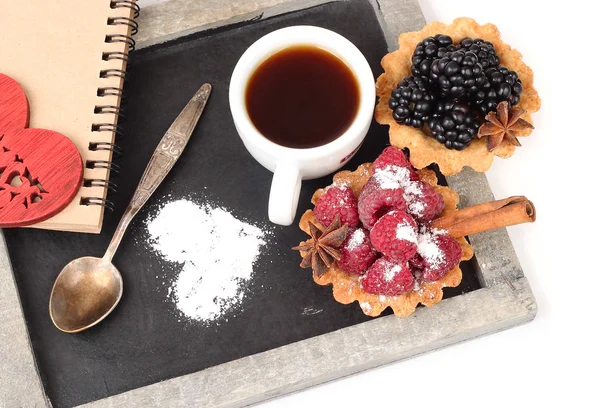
[[471, 66, 523, 115], [411, 34, 456, 84], [429, 50, 486, 100], [428, 101, 481, 150], [458, 38, 500, 69], [389, 76, 435, 128]]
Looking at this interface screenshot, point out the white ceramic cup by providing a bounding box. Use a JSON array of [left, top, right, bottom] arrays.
[[229, 26, 375, 226]]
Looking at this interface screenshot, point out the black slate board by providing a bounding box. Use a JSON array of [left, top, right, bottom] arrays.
[[3, 1, 480, 406]]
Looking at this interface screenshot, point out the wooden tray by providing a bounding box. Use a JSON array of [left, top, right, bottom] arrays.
[[0, 0, 537, 407]]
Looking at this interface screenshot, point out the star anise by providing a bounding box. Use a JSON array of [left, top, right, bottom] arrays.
[[292, 215, 349, 277], [477, 101, 534, 152]]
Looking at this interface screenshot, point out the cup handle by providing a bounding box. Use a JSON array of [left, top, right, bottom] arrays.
[[268, 162, 302, 226]]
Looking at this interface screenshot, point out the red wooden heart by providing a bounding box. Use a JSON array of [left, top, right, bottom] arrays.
[[0, 74, 83, 227]]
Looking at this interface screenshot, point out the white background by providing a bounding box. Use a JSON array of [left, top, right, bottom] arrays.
[[138, 0, 600, 406]]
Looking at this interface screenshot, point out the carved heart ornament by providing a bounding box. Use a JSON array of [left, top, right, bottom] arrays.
[[0, 74, 83, 227]]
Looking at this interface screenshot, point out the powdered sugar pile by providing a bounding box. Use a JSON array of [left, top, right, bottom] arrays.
[[416, 228, 446, 269], [372, 165, 411, 190], [395, 220, 417, 243], [383, 263, 402, 282], [146, 198, 268, 323], [329, 179, 350, 190], [359, 302, 373, 313], [346, 228, 366, 250], [373, 165, 425, 218]]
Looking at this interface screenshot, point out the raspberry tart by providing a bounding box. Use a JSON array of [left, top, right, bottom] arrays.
[[375, 18, 541, 175], [294, 147, 535, 317]]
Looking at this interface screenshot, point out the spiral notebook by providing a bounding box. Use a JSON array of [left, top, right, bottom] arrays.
[[0, 0, 139, 233]]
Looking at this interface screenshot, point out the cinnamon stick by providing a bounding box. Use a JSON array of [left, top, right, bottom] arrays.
[[431, 196, 536, 238]]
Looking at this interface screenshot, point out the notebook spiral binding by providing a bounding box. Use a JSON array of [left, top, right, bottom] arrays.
[[83, 0, 140, 211]]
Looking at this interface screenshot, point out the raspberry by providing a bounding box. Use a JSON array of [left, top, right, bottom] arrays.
[[415, 230, 462, 281], [404, 180, 445, 223], [314, 186, 360, 228], [360, 258, 415, 296], [338, 228, 378, 275], [372, 146, 419, 181], [370, 211, 418, 262], [358, 177, 407, 229], [363, 156, 444, 226]]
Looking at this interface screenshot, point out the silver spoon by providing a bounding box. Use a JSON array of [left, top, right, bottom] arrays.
[[49, 83, 212, 333]]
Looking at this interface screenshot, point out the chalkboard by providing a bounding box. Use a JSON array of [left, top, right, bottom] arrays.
[[3, 1, 480, 406]]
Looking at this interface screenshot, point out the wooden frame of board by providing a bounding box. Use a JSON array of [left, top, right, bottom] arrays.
[[0, 0, 537, 406]]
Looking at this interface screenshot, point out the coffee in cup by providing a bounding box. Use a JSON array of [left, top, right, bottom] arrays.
[[229, 26, 375, 226]]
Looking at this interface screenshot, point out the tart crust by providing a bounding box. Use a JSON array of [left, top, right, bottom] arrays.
[[375, 17, 541, 175], [298, 163, 474, 317]]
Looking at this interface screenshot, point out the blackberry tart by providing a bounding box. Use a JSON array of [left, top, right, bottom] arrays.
[[375, 18, 541, 175]]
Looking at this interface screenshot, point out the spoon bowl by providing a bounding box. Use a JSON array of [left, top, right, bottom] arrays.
[[49, 257, 122, 333]]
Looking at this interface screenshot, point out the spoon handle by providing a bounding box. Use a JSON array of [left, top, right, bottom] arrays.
[[103, 83, 212, 261]]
